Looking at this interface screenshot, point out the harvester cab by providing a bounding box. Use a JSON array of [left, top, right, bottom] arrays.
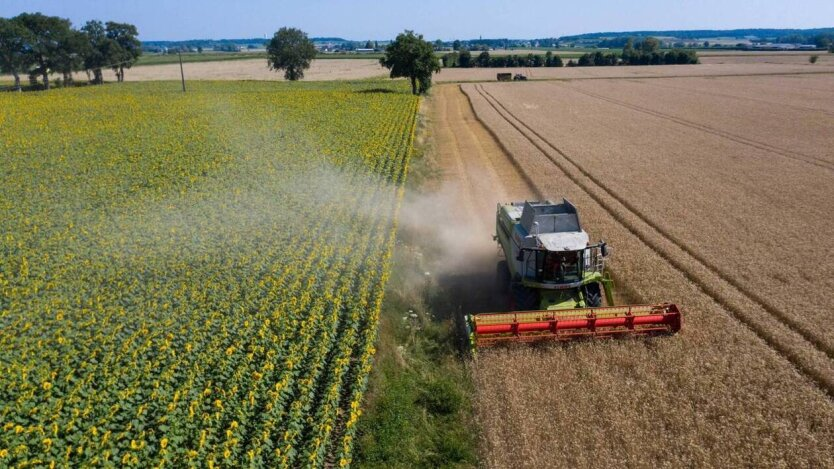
[[465, 200, 682, 349]]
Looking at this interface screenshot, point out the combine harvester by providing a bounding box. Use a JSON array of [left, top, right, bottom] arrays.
[[466, 200, 682, 349]]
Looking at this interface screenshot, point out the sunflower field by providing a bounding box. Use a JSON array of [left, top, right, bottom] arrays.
[[0, 81, 418, 467]]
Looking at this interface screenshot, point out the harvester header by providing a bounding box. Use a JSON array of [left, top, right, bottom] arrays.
[[468, 303, 682, 348]]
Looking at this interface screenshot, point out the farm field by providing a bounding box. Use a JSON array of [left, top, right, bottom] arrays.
[[122, 58, 387, 82], [454, 75, 834, 467], [0, 80, 417, 467], [6, 51, 829, 85], [435, 58, 834, 81], [0, 59, 388, 84], [135, 52, 267, 67]]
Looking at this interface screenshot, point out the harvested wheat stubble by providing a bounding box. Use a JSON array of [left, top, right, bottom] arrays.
[[633, 74, 834, 114], [468, 82, 834, 389], [434, 60, 834, 83], [472, 79, 834, 353], [699, 53, 834, 66], [566, 78, 834, 162], [461, 83, 834, 468]]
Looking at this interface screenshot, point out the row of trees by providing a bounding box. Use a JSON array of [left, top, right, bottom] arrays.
[[576, 50, 698, 66], [0, 13, 140, 90], [574, 38, 697, 66], [442, 50, 564, 68]]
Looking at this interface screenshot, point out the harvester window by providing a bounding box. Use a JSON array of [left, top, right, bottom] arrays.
[[537, 251, 582, 283]]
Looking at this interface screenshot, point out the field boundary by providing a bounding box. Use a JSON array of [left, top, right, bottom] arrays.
[[467, 82, 834, 398]]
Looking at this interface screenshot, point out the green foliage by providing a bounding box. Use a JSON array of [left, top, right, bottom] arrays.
[[639, 37, 660, 53], [417, 377, 463, 416], [578, 45, 698, 67], [354, 256, 476, 469], [458, 49, 472, 68], [105, 21, 142, 82], [1, 13, 141, 89], [0, 17, 34, 90], [545, 50, 563, 67], [80, 20, 109, 84], [13, 12, 72, 89], [380, 30, 441, 95], [441, 51, 458, 68], [266, 27, 317, 80], [477, 50, 490, 67]]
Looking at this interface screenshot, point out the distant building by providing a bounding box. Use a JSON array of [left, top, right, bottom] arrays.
[[753, 43, 819, 50], [355, 48, 376, 53]]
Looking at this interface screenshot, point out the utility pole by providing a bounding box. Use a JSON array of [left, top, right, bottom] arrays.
[[178, 51, 186, 92]]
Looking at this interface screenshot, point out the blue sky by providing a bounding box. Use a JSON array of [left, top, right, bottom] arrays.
[[1, 0, 832, 41]]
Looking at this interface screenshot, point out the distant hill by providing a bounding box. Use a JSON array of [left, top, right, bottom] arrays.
[[141, 37, 349, 49], [558, 28, 834, 41]]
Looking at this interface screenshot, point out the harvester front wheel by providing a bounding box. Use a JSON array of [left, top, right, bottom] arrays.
[[583, 282, 603, 308], [495, 260, 510, 294], [511, 283, 539, 311]]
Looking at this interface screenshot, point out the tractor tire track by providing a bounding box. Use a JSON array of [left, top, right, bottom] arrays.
[[555, 82, 834, 172], [469, 82, 834, 398]]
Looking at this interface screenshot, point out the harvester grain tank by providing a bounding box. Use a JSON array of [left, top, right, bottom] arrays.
[[466, 200, 682, 348]]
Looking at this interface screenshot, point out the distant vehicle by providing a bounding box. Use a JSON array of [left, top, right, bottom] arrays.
[[497, 72, 512, 81], [513, 73, 528, 81]]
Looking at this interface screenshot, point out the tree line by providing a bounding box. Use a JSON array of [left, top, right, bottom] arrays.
[[442, 50, 563, 68], [440, 38, 697, 69], [574, 38, 697, 66], [0, 13, 141, 90]]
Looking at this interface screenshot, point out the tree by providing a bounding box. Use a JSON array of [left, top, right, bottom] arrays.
[[52, 28, 89, 85], [266, 27, 317, 81], [379, 30, 440, 95], [364, 40, 373, 49], [544, 51, 563, 67], [106, 22, 141, 82], [640, 37, 660, 53], [458, 49, 472, 68], [531, 53, 543, 67], [452, 40, 461, 51], [81, 20, 123, 84], [477, 50, 490, 67], [0, 17, 34, 90], [197, 46, 203, 53], [14, 13, 73, 89]]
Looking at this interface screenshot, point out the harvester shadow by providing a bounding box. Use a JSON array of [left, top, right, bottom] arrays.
[[426, 267, 510, 354]]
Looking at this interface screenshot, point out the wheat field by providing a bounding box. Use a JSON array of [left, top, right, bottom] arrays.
[[460, 74, 834, 467]]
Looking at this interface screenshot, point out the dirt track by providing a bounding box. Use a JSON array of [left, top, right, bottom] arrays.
[[403, 85, 535, 330]]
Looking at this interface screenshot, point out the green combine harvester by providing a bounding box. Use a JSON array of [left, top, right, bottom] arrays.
[[466, 200, 682, 349]]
